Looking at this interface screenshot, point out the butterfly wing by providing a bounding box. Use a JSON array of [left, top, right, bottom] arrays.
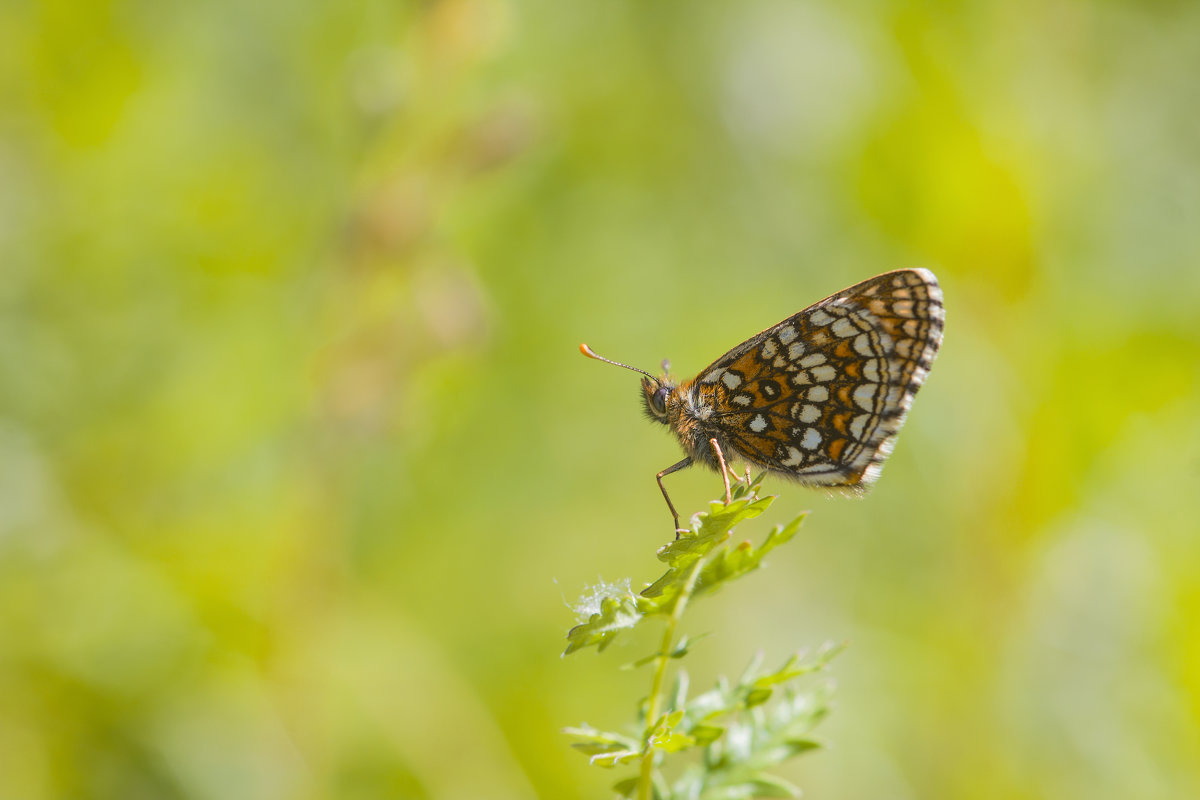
[[691, 269, 944, 488]]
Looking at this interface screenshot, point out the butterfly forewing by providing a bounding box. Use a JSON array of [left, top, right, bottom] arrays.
[[690, 269, 944, 488]]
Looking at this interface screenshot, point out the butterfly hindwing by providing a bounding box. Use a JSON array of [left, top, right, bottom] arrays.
[[692, 269, 944, 488]]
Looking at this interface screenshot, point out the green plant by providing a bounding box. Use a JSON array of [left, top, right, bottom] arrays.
[[563, 472, 842, 799]]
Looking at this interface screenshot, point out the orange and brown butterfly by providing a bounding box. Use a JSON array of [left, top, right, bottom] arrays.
[[581, 269, 945, 533]]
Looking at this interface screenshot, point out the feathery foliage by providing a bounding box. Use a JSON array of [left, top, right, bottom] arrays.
[[564, 473, 841, 799]]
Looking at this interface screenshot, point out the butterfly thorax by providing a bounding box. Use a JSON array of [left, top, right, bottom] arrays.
[[642, 376, 730, 471]]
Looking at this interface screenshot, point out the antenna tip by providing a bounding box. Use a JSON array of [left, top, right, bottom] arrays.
[[579, 343, 596, 358]]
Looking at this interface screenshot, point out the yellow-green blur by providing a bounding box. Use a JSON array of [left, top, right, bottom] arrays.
[[2, 2, 1198, 798]]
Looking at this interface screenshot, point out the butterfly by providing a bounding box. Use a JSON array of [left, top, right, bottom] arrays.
[[581, 269, 945, 533]]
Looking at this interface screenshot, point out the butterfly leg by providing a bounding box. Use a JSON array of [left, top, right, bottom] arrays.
[[708, 438, 732, 506], [657, 457, 693, 536], [724, 463, 742, 485]]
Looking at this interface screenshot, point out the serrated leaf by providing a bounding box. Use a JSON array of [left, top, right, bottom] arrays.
[[563, 724, 641, 756], [651, 728, 695, 753], [688, 513, 809, 601], [563, 592, 643, 656], [640, 507, 806, 622], [564, 721, 640, 767], [652, 494, 776, 572], [646, 710, 697, 753], [562, 474, 836, 796]]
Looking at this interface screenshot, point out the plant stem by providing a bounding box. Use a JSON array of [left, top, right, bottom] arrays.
[[637, 538, 724, 800]]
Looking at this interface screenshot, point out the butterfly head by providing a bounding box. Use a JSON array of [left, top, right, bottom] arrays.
[[639, 374, 677, 425], [580, 343, 677, 426]]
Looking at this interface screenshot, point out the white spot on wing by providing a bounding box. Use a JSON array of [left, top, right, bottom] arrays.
[[787, 341, 805, 360], [830, 318, 856, 339], [807, 385, 828, 402], [798, 404, 820, 423], [749, 414, 768, 433], [722, 371, 742, 389], [853, 382, 879, 411], [811, 364, 837, 383], [782, 446, 804, 466], [809, 310, 834, 326], [854, 333, 876, 357], [800, 428, 822, 450], [799, 353, 826, 368], [777, 325, 797, 344]]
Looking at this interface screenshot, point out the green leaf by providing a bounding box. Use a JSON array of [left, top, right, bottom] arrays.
[[623, 633, 709, 671], [563, 723, 641, 767], [565, 475, 802, 649], [640, 507, 806, 621], [589, 749, 642, 768], [562, 473, 840, 798], [728, 472, 767, 501], [743, 774, 801, 797], [563, 724, 640, 757], [650, 729, 695, 753], [778, 738, 822, 756], [563, 590, 642, 656], [646, 710, 697, 753], [671, 632, 708, 659], [752, 656, 817, 691], [691, 724, 725, 744], [688, 512, 808, 601], [612, 777, 639, 797], [651, 495, 776, 574]]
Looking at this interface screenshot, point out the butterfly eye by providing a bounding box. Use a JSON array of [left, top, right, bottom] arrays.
[[651, 387, 669, 416]]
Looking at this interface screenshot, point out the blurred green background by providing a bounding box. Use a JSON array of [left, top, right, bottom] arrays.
[[2, 1, 1199, 798]]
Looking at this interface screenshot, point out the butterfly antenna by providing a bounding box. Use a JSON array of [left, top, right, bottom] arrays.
[[579, 343, 657, 380]]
